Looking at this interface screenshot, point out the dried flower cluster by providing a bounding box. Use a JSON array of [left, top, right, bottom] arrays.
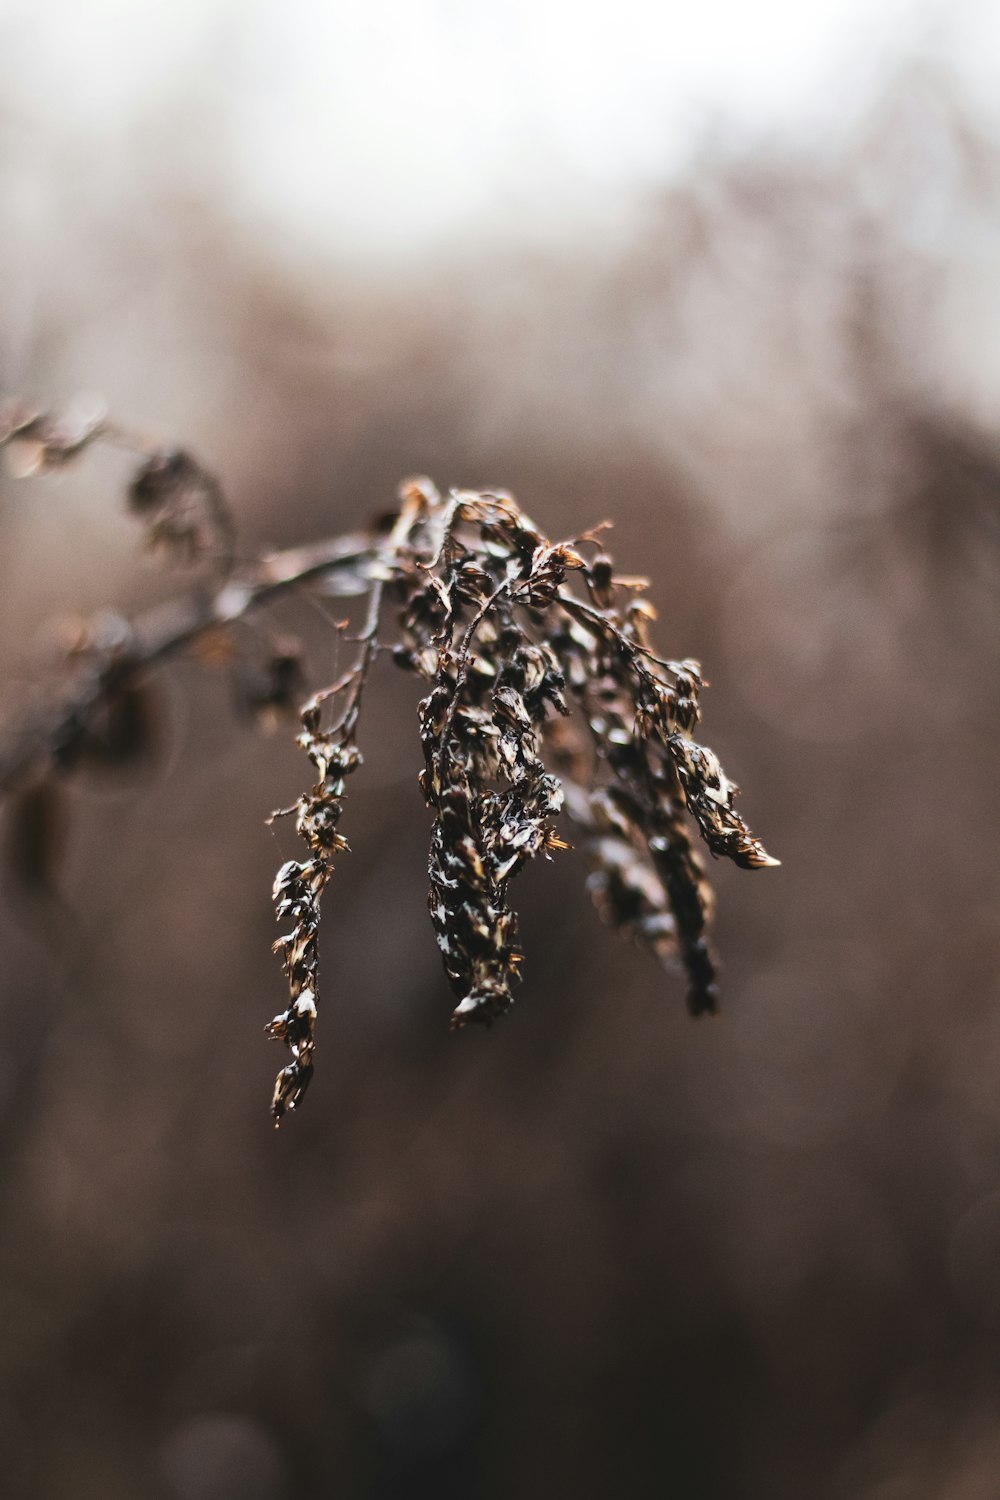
[[0, 401, 777, 1127], [267, 709, 358, 1120], [263, 478, 777, 1119]]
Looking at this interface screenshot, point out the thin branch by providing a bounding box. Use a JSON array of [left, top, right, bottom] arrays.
[[0, 534, 378, 796]]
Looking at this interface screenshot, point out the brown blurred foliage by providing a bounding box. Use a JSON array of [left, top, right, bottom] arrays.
[[0, 64, 999, 1500]]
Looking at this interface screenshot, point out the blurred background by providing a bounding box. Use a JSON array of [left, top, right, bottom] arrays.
[[0, 1, 999, 1496]]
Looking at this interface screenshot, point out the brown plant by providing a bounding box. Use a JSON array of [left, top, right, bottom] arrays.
[[0, 401, 778, 1124]]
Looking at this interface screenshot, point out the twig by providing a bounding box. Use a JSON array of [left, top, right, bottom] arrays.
[[0, 535, 377, 796]]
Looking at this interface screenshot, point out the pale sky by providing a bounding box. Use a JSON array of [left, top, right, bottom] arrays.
[[2, 0, 998, 261]]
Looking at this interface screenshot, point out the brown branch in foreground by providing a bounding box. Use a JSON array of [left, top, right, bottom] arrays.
[[0, 534, 377, 798], [0, 402, 779, 1125]]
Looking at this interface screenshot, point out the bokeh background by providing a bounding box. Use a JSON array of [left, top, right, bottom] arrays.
[[1, 2, 999, 1496]]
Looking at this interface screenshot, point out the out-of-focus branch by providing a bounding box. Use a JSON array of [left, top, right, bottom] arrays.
[[0, 533, 377, 796]]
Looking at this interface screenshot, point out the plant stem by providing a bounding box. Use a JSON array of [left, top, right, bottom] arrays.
[[0, 535, 378, 795]]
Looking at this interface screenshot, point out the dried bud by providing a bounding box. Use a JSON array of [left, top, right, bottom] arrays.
[[233, 639, 307, 730], [128, 449, 234, 568]]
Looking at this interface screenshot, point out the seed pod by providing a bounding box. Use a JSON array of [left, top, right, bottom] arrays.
[[128, 449, 234, 567], [77, 676, 162, 773], [233, 638, 307, 731]]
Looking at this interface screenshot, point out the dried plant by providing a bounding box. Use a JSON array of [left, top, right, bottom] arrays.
[[0, 400, 778, 1124]]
